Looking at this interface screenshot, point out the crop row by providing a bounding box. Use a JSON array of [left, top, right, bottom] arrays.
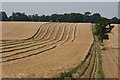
[[1, 23, 52, 46], [0, 23, 60, 50], [1, 24, 64, 57], [1, 23, 77, 63], [0, 23, 48, 44]]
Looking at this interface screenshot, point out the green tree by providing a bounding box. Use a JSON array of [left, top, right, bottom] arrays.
[[94, 17, 114, 43], [9, 12, 29, 21], [84, 12, 91, 16], [39, 15, 49, 22], [31, 14, 40, 21], [0, 11, 8, 21], [91, 13, 101, 23], [83, 12, 92, 22], [110, 17, 119, 24]]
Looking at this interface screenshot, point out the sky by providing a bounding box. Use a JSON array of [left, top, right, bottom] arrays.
[[1, 2, 119, 19], [1, 0, 120, 2]]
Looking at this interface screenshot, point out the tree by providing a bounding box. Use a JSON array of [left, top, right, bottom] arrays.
[[118, 19, 120, 24], [110, 17, 119, 24], [0, 11, 8, 21], [49, 14, 59, 22], [30, 14, 40, 21], [84, 12, 91, 16], [91, 13, 101, 23], [83, 12, 91, 22], [9, 12, 30, 21], [94, 17, 114, 43], [39, 15, 49, 22]]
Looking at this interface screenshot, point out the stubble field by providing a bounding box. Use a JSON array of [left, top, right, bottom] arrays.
[[102, 24, 119, 78], [0, 22, 93, 78]]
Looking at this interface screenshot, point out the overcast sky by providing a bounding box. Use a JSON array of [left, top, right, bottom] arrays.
[[1, 2, 119, 19]]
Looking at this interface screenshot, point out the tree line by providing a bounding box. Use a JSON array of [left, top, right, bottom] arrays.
[[0, 11, 120, 24]]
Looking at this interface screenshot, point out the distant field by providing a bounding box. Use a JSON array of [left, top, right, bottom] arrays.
[[0, 22, 93, 78], [102, 24, 119, 78]]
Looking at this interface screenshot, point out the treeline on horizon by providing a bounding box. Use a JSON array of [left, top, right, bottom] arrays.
[[0, 11, 120, 24]]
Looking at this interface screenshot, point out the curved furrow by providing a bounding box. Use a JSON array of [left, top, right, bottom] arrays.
[[36, 23, 59, 41], [1, 24, 65, 59], [74, 43, 95, 78], [47, 23, 60, 40], [71, 23, 77, 42], [40, 23, 58, 41], [1, 23, 49, 45], [1, 45, 57, 63], [34, 23, 53, 40], [67, 23, 75, 42], [1, 22, 53, 46], [59, 23, 73, 45], [0, 23, 50, 47], [0, 23, 60, 53], [34, 23, 61, 41], [26, 23, 50, 40], [91, 50, 98, 78], [29, 22, 50, 40], [90, 49, 97, 78], [53, 24, 68, 46], [0, 23, 57, 50], [0, 40, 48, 51], [32, 23, 51, 39], [77, 51, 93, 77], [1, 40, 52, 54], [1, 24, 67, 62], [89, 43, 98, 78], [64, 23, 76, 42], [73, 23, 81, 42], [80, 44, 96, 78]]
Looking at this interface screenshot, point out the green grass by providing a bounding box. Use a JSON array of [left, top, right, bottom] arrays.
[[60, 60, 86, 78], [60, 49, 92, 78], [92, 24, 104, 78], [96, 44, 105, 78], [60, 72, 72, 78]]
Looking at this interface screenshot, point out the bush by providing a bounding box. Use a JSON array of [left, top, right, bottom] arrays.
[[60, 72, 72, 78]]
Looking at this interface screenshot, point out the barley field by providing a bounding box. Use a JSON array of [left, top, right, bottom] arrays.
[[0, 22, 93, 78]]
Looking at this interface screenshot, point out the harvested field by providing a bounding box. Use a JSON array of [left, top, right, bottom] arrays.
[[1, 22, 48, 40], [102, 24, 119, 78], [1, 22, 94, 78]]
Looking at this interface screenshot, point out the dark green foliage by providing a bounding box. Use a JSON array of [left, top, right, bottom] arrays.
[[94, 17, 115, 43], [84, 12, 91, 16], [0, 11, 120, 24], [83, 12, 91, 22], [0, 11, 8, 21], [91, 13, 101, 23], [110, 17, 120, 24], [60, 65, 79, 78], [60, 72, 72, 78], [40, 15, 49, 22], [29, 14, 40, 21], [9, 12, 30, 21], [97, 46, 105, 78]]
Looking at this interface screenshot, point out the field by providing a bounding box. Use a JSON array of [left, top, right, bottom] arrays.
[[0, 22, 94, 78], [102, 24, 119, 78], [1, 22, 47, 40]]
